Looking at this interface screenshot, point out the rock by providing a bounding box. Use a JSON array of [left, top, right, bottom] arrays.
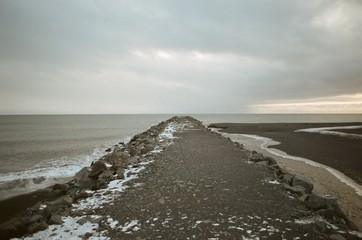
[[298, 194, 309, 202], [329, 234, 346, 240], [32, 176, 46, 184], [282, 174, 294, 185], [0, 218, 24, 239], [75, 178, 97, 190], [158, 197, 165, 204], [49, 214, 63, 225], [27, 222, 48, 234], [283, 184, 307, 196], [105, 148, 112, 152], [256, 160, 269, 166], [117, 168, 125, 179], [268, 164, 281, 174], [98, 169, 115, 180], [89, 161, 107, 179], [265, 157, 277, 165], [27, 214, 44, 225], [73, 189, 92, 201], [307, 194, 329, 210], [75, 167, 91, 180], [53, 183, 69, 191], [47, 195, 73, 207], [292, 176, 314, 194]]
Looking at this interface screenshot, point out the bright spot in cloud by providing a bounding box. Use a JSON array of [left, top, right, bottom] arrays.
[[252, 93, 362, 113]]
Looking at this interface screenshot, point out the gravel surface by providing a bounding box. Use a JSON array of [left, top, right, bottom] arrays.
[[94, 118, 356, 239]]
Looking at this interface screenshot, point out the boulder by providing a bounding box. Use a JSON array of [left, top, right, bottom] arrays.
[[75, 167, 91, 180], [117, 168, 125, 179], [282, 174, 294, 185], [32, 176, 46, 184], [49, 214, 63, 225], [307, 194, 331, 210], [53, 183, 69, 191], [75, 178, 98, 190], [47, 195, 73, 207], [256, 160, 269, 166], [264, 157, 277, 165], [27, 222, 48, 234], [292, 176, 314, 194], [88, 161, 107, 179], [98, 169, 115, 180], [26, 214, 44, 225], [283, 184, 307, 197], [0, 218, 24, 239]]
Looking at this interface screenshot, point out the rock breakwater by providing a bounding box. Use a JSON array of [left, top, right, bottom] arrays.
[[0, 116, 197, 239]]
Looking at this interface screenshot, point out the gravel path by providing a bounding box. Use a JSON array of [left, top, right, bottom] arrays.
[[94, 118, 356, 239]]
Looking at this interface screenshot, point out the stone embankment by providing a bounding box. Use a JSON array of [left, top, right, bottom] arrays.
[[0, 116, 359, 239], [0, 116, 190, 239]]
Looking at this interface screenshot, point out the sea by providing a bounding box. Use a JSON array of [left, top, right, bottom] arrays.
[[0, 114, 361, 200]]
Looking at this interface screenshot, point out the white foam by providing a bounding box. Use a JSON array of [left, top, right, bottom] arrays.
[[0, 137, 132, 200], [218, 132, 362, 197], [296, 125, 362, 139]]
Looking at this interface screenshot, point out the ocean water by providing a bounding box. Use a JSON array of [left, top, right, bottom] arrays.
[[0, 114, 361, 200]]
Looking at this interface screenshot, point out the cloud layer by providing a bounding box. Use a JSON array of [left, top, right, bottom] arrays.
[[1, 0, 361, 114]]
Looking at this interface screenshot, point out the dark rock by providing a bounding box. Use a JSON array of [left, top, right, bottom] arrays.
[[47, 196, 73, 207], [32, 176, 46, 184], [28, 221, 48, 234], [264, 157, 277, 165], [98, 169, 115, 180], [292, 176, 314, 194], [26, 214, 44, 225], [88, 161, 107, 179], [298, 194, 309, 202], [105, 148, 112, 152], [73, 189, 92, 201], [329, 234, 346, 240], [256, 160, 269, 166], [307, 194, 328, 210], [268, 164, 281, 174], [53, 183, 69, 191], [0, 218, 24, 239], [283, 184, 307, 196], [76, 178, 98, 190], [49, 214, 63, 225], [282, 174, 294, 185], [75, 167, 91, 180]]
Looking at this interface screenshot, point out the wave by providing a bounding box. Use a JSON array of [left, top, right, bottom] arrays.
[[295, 125, 362, 139], [0, 137, 130, 200]]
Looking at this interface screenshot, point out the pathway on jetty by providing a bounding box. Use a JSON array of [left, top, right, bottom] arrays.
[[94, 117, 351, 239]]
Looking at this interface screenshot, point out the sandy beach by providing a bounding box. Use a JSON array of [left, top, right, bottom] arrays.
[[210, 122, 362, 231]]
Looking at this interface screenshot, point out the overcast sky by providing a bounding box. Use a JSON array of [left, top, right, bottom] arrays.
[[1, 0, 361, 114]]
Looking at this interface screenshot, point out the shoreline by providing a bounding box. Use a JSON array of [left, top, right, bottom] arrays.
[[1, 117, 361, 239], [209, 122, 362, 231]]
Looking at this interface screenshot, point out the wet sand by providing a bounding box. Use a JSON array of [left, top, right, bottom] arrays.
[[210, 122, 362, 230], [209, 122, 362, 184]]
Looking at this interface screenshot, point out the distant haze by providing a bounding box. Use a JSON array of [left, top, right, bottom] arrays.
[[1, 0, 361, 114]]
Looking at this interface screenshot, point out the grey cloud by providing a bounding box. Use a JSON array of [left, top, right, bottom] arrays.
[[0, 0, 361, 113]]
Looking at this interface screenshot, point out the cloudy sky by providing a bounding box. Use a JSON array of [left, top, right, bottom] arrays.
[[1, 0, 361, 114]]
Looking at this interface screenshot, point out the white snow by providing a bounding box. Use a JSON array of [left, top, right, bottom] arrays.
[[119, 220, 140, 232], [16, 215, 109, 240]]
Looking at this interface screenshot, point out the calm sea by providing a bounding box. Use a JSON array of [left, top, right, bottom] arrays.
[[0, 114, 361, 199]]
